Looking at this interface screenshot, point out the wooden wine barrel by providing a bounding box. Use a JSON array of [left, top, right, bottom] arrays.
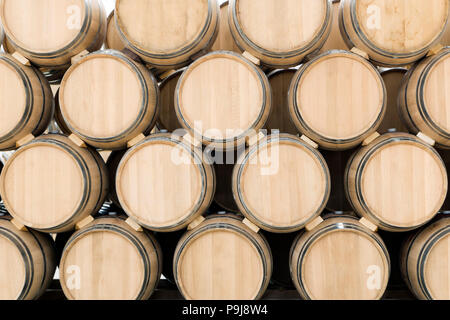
[[0, 216, 56, 300], [174, 214, 272, 300], [0, 23, 3, 47], [264, 69, 298, 135], [105, 150, 126, 207], [232, 134, 330, 233], [290, 214, 390, 300], [345, 132, 448, 232], [105, 11, 126, 52], [115, 0, 219, 69], [443, 18, 450, 45], [401, 215, 450, 300], [0, 53, 53, 151], [320, 0, 349, 53], [288, 50, 386, 150], [154, 229, 185, 284], [210, 1, 240, 53], [378, 68, 408, 133], [59, 50, 159, 150], [59, 215, 162, 300], [339, 0, 450, 67], [54, 88, 72, 135], [398, 48, 450, 148], [157, 70, 183, 132], [229, 0, 332, 68], [0, 134, 109, 233], [0, 0, 107, 69], [116, 133, 215, 232], [175, 51, 272, 149]]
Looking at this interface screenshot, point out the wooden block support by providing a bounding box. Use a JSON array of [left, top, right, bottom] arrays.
[[182, 133, 202, 148], [75, 216, 94, 230], [362, 132, 381, 146], [427, 43, 444, 57], [71, 50, 89, 65], [125, 217, 143, 232], [242, 218, 260, 233], [187, 216, 205, 231], [69, 134, 87, 148], [417, 132, 435, 146], [16, 134, 34, 148], [127, 133, 146, 148], [11, 219, 28, 232], [351, 47, 369, 60], [359, 217, 378, 232], [159, 69, 177, 81], [247, 132, 265, 147], [12, 52, 31, 66], [242, 51, 261, 66], [305, 216, 324, 232], [300, 135, 319, 149]]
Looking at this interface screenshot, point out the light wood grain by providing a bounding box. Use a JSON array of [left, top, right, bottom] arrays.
[[290, 214, 390, 300], [340, 0, 449, 66], [320, 0, 349, 53], [157, 70, 183, 132], [0, 134, 109, 233], [345, 132, 447, 232], [176, 51, 271, 149], [232, 134, 330, 233], [443, 17, 450, 45], [0, 0, 106, 69], [401, 215, 450, 300], [0, 53, 53, 151], [59, 50, 159, 150], [398, 48, 450, 148], [0, 217, 56, 300], [288, 50, 386, 150], [174, 214, 272, 300], [116, 133, 215, 232], [115, 0, 219, 69], [105, 11, 126, 52], [229, 0, 331, 68], [59, 216, 162, 300], [210, 1, 240, 53], [378, 68, 408, 134]]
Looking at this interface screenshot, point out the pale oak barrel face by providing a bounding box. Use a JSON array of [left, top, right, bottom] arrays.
[[157, 70, 183, 132], [116, 134, 215, 232], [210, 1, 240, 53], [264, 69, 298, 135], [115, 0, 219, 69], [401, 216, 450, 300], [233, 134, 330, 233], [175, 51, 271, 149], [229, 0, 332, 68], [288, 51, 386, 150], [0, 134, 108, 233], [0, 218, 56, 300], [398, 49, 450, 148], [105, 12, 126, 51], [320, 0, 349, 53], [0, 54, 53, 151], [59, 217, 161, 300], [59, 51, 159, 150], [340, 0, 450, 66], [0, 0, 106, 68], [345, 133, 448, 231], [290, 215, 390, 300], [174, 215, 272, 300]]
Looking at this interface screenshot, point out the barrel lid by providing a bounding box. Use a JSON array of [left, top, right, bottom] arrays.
[[233, 134, 330, 232], [353, 0, 449, 55], [60, 225, 147, 300], [358, 135, 447, 229], [291, 51, 385, 145], [59, 52, 157, 144], [175, 51, 270, 146], [0, 0, 86, 54], [231, 0, 329, 54], [0, 139, 85, 230], [0, 56, 28, 140], [115, 0, 211, 55], [116, 135, 209, 231], [295, 221, 389, 300]]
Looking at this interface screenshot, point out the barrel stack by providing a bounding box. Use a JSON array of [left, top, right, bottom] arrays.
[[0, 0, 449, 301]]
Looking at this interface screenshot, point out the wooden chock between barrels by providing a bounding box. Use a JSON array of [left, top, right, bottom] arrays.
[[427, 43, 444, 57], [359, 217, 378, 232], [71, 50, 89, 65], [11, 52, 31, 66], [187, 216, 205, 231], [125, 217, 143, 232], [351, 47, 370, 60], [75, 215, 94, 230], [182, 133, 202, 148], [417, 132, 435, 146], [159, 69, 177, 81], [69, 134, 87, 148], [10, 219, 28, 232], [305, 216, 324, 231], [362, 132, 381, 146], [242, 51, 261, 66], [242, 218, 260, 233], [16, 134, 35, 148], [247, 132, 265, 147], [127, 133, 146, 148], [300, 135, 319, 149]]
